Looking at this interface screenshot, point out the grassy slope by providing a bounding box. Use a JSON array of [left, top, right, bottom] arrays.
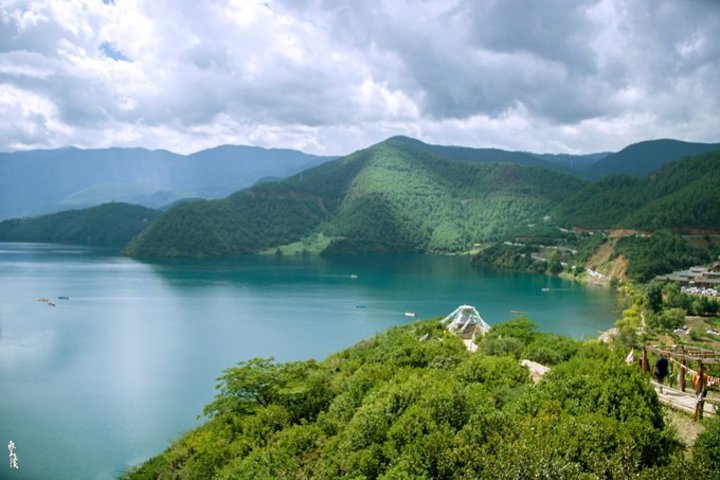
[[0, 202, 160, 247], [126, 140, 585, 257]]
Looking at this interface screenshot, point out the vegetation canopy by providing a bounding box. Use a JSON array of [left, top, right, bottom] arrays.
[[122, 317, 695, 479]]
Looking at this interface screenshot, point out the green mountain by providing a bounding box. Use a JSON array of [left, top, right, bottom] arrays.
[[125, 139, 585, 257], [584, 139, 720, 178], [121, 317, 695, 479], [0, 202, 160, 247], [554, 151, 720, 230]]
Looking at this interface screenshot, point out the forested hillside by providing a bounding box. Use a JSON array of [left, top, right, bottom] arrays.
[[122, 317, 717, 479], [585, 139, 720, 178], [554, 151, 720, 231], [0, 202, 160, 247], [125, 139, 584, 257]]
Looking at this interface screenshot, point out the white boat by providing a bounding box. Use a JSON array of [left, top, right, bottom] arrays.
[[404, 311, 416, 317]]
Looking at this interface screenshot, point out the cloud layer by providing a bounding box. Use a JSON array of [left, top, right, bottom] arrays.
[[1, 0, 718, 154]]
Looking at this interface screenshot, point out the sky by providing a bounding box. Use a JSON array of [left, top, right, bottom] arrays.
[[1, 0, 719, 156]]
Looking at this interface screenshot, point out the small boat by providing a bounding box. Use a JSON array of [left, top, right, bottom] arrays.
[[541, 288, 550, 292], [404, 311, 416, 317], [57, 296, 70, 300], [37, 298, 49, 302], [48, 302, 56, 307], [355, 304, 368, 309], [350, 274, 358, 279]]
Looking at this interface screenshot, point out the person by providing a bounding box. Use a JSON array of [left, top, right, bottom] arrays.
[[654, 355, 669, 384]]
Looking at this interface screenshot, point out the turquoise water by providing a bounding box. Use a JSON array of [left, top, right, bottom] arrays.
[[0, 243, 618, 479]]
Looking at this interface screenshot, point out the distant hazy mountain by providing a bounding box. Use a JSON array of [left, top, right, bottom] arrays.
[[584, 139, 720, 178], [0, 145, 334, 220], [0, 202, 160, 247], [531, 152, 609, 171]]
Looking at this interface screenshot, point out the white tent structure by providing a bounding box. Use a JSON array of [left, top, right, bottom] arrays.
[[441, 305, 491, 339]]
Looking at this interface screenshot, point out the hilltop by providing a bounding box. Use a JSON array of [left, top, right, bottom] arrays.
[[124, 138, 584, 257]]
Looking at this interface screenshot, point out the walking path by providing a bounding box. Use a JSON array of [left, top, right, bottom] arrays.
[[461, 337, 716, 419], [650, 380, 716, 417]]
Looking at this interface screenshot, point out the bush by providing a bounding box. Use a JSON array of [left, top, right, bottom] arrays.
[[522, 334, 580, 365], [690, 328, 704, 341], [694, 416, 720, 477], [657, 308, 686, 331]]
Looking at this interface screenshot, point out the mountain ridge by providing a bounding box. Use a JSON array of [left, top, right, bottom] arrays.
[[585, 138, 720, 178], [553, 150, 720, 230]]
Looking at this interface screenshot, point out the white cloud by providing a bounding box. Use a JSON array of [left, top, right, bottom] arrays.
[[0, 0, 718, 155]]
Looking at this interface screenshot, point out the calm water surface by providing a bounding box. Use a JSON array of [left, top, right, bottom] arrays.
[[0, 243, 618, 479]]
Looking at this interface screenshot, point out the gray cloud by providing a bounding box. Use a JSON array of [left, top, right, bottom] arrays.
[[0, 0, 718, 155]]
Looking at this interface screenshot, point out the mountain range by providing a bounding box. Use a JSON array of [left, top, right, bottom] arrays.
[[124, 137, 720, 257], [1, 136, 718, 256], [0, 145, 334, 220]]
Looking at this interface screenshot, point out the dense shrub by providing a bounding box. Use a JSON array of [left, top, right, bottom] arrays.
[[694, 416, 720, 478], [123, 318, 683, 479]]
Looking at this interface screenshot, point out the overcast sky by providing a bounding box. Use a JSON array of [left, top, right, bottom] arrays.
[[1, 0, 719, 155]]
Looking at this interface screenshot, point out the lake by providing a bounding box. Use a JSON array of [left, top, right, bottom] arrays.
[[0, 243, 618, 479]]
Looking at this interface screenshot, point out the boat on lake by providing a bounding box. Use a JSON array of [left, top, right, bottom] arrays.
[[404, 311, 416, 317]]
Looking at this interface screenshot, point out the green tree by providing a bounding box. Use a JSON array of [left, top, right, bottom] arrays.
[[547, 250, 563, 274], [647, 281, 664, 312]]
